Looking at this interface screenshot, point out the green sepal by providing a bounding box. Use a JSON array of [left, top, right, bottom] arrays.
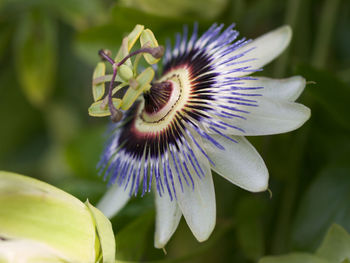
[[92, 62, 106, 101], [140, 29, 160, 64], [121, 67, 154, 110], [88, 98, 122, 117], [86, 201, 116, 263]]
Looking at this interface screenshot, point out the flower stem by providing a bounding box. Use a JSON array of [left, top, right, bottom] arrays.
[[273, 0, 302, 77], [271, 125, 310, 254], [271, 0, 340, 253], [311, 0, 341, 68]]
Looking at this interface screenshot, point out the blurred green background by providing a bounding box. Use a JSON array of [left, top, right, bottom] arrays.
[[0, 0, 350, 262]]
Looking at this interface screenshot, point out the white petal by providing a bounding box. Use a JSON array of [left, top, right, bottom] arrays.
[[176, 172, 216, 242], [96, 182, 132, 219], [154, 190, 182, 248], [204, 135, 268, 192], [241, 98, 310, 135], [226, 25, 292, 76], [242, 76, 306, 101], [213, 97, 310, 136], [173, 136, 216, 242]]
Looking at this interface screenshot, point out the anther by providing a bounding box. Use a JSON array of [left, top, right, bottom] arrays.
[[98, 49, 115, 65], [110, 109, 123, 123], [148, 46, 164, 59]]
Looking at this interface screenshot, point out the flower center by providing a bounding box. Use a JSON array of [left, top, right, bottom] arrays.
[[133, 67, 191, 133], [142, 80, 180, 123]]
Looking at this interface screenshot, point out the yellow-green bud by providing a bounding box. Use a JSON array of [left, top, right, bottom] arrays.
[[0, 171, 115, 263]]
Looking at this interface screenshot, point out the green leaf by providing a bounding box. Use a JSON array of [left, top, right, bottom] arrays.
[[0, 171, 97, 262], [118, 0, 228, 19], [92, 62, 106, 101], [316, 224, 350, 263], [86, 201, 116, 263], [14, 11, 56, 107], [292, 166, 350, 251], [295, 64, 350, 130], [115, 211, 154, 261], [259, 253, 330, 263], [260, 225, 350, 263]]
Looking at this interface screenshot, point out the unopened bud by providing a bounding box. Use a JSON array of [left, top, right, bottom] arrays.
[[0, 172, 115, 263]]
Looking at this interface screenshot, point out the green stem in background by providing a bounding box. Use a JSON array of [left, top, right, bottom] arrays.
[[311, 0, 341, 68], [273, 0, 302, 77], [269, 0, 304, 251], [272, 0, 341, 254], [271, 125, 310, 254]]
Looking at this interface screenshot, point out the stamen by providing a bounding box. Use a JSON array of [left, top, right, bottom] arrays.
[[97, 47, 164, 122], [98, 49, 114, 65], [108, 65, 123, 123]]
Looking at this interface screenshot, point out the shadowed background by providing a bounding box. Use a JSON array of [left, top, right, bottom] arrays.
[[0, 0, 349, 262]]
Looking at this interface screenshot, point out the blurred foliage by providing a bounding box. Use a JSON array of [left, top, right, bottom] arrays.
[[260, 224, 350, 263], [0, 0, 350, 262], [14, 10, 56, 107], [292, 166, 350, 252]]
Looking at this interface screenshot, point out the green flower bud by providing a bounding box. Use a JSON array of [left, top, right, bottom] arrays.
[[0, 171, 115, 263]]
